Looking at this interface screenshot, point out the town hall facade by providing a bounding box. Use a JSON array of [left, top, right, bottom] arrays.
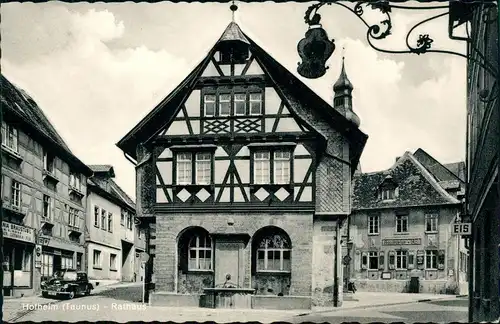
[[117, 22, 367, 309]]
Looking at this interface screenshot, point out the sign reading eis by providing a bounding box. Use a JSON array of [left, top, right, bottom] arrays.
[[452, 223, 471, 236]]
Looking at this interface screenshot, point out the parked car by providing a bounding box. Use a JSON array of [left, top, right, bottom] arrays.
[[41, 269, 93, 299]]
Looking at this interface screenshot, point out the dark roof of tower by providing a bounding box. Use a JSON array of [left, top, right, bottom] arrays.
[[333, 58, 353, 92], [116, 22, 368, 170]]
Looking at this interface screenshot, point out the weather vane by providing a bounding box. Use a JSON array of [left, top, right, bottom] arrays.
[[230, 1, 238, 22]]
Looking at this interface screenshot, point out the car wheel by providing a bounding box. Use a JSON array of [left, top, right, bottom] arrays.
[[68, 290, 75, 300], [42, 292, 49, 298], [85, 287, 91, 296]]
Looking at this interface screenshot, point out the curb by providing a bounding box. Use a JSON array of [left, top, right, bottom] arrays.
[[297, 296, 460, 317]]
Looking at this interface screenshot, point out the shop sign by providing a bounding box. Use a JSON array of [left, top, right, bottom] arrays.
[[382, 238, 421, 246], [35, 245, 42, 268], [37, 237, 50, 246], [2, 221, 35, 244]]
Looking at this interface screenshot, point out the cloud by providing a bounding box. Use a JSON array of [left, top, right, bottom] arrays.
[[0, 2, 467, 198], [2, 6, 190, 198]]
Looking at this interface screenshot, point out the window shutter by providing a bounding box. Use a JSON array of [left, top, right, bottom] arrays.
[[408, 250, 415, 269], [378, 251, 385, 270], [438, 249, 445, 270], [388, 251, 395, 270], [361, 252, 368, 270]]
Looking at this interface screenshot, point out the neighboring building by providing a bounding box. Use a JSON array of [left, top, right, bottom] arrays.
[[116, 22, 367, 309], [1, 75, 93, 297], [460, 3, 499, 322], [349, 150, 468, 294], [85, 165, 144, 285]]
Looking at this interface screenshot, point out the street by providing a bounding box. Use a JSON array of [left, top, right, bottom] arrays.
[[6, 284, 468, 323]]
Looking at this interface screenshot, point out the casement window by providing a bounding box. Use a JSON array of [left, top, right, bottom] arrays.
[[204, 95, 216, 116], [381, 188, 396, 200], [1, 121, 18, 152], [425, 213, 438, 232], [11, 180, 21, 209], [176, 153, 193, 185], [218, 94, 231, 116], [368, 251, 379, 270], [127, 214, 133, 230], [188, 234, 212, 271], [234, 93, 247, 115], [256, 233, 291, 272], [69, 172, 81, 191], [43, 151, 55, 173], [273, 151, 291, 184], [196, 153, 211, 185], [396, 215, 408, 233], [175, 152, 213, 185], [108, 212, 113, 233], [43, 195, 52, 219], [425, 250, 437, 269], [93, 250, 102, 268], [396, 250, 408, 270], [254, 152, 271, 184], [252, 149, 292, 185], [368, 215, 380, 235], [68, 207, 78, 227], [120, 210, 125, 226], [249, 93, 262, 115], [94, 206, 100, 227], [101, 208, 107, 231], [202, 92, 263, 117], [110, 254, 117, 271]]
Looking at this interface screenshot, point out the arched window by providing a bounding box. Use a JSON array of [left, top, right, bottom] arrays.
[[188, 234, 212, 271], [256, 233, 291, 272]]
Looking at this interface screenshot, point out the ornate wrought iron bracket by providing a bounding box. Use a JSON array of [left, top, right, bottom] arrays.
[[297, 1, 498, 80]]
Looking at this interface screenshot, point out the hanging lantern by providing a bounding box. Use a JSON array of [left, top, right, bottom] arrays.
[[297, 4, 335, 79]]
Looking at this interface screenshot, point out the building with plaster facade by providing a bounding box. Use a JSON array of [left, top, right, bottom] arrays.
[[1, 75, 93, 297]]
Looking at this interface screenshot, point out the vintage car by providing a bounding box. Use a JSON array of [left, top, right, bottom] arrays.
[[41, 269, 93, 299]]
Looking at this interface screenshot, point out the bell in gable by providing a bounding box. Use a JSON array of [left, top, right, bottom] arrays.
[[297, 26, 336, 79]]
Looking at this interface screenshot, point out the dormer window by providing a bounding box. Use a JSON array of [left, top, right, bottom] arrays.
[[215, 45, 250, 65], [381, 188, 396, 200]]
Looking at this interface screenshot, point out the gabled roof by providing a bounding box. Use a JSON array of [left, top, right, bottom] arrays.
[[413, 148, 464, 183], [353, 151, 460, 211], [89, 165, 115, 177], [116, 22, 368, 169], [1, 74, 93, 176], [87, 169, 135, 211], [443, 161, 466, 182]]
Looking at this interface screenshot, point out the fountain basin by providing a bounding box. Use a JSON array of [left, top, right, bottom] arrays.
[[202, 287, 256, 309]]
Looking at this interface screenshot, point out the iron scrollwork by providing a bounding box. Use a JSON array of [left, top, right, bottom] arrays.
[[298, 1, 498, 80]]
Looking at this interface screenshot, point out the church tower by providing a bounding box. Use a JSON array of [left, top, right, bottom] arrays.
[[333, 57, 361, 127]]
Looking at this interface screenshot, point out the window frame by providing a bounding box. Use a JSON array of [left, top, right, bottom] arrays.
[[203, 94, 216, 117], [381, 188, 396, 200], [94, 206, 100, 228], [395, 250, 408, 270], [120, 210, 125, 226], [201, 89, 264, 117], [42, 195, 52, 220], [395, 214, 409, 233], [234, 93, 247, 116], [250, 147, 294, 186], [43, 151, 55, 173], [11, 180, 21, 209], [368, 251, 379, 270], [425, 213, 438, 233], [110, 253, 117, 271], [174, 151, 214, 186], [2, 121, 19, 152], [273, 151, 291, 185], [101, 208, 107, 231], [218, 93, 231, 117], [368, 215, 380, 235], [249, 93, 263, 115], [256, 234, 292, 273], [188, 235, 213, 271], [92, 250, 102, 269], [108, 212, 113, 233], [425, 250, 438, 270]]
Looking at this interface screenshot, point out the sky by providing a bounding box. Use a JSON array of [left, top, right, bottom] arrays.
[[1, 1, 468, 200]]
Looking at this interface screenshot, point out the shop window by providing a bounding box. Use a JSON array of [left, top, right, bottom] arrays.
[[41, 254, 54, 280], [61, 256, 74, 270]]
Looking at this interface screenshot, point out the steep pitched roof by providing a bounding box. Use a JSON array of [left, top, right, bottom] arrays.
[[353, 151, 460, 211], [443, 162, 466, 182], [1, 74, 93, 176], [116, 22, 368, 169], [413, 148, 464, 183], [88, 175, 135, 211]]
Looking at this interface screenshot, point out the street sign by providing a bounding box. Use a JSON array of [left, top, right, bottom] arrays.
[[140, 252, 149, 263], [452, 223, 472, 236]]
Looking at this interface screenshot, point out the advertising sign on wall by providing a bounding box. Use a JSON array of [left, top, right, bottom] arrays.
[[2, 221, 35, 244]]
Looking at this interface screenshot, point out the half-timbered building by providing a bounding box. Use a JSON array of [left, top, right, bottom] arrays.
[[117, 22, 367, 309]]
